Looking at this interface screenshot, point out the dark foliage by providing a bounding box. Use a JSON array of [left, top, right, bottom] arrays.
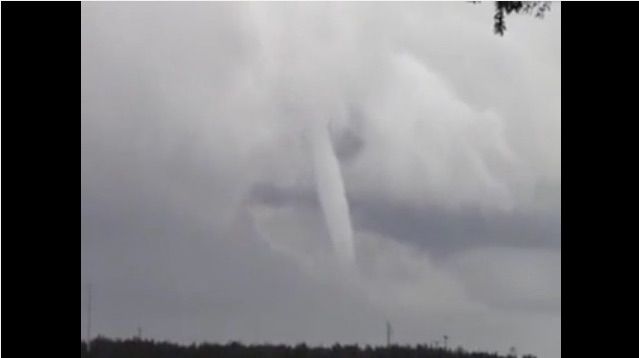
[[81, 337, 537, 358], [493, 1, 551, 35], [472, 1, 551, 35]]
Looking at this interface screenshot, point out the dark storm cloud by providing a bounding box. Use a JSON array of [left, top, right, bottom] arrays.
[[350, 197, 560, 256], [249, 183, 319, 209], [248, 183, 559, 256], [331, 105, 367, 163], [332, 126, 365, 163]]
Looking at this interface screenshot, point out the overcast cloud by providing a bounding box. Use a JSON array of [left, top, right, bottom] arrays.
[[82, 3, 560, 358]]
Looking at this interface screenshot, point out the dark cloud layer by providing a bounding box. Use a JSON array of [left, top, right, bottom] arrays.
[[248, 182, 559, 256]]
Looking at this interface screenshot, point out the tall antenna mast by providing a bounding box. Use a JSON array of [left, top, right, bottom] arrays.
[[386, 321, 392, 347], [87, 283, 92, 352]]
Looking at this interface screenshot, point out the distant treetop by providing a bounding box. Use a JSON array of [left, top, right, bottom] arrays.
[[81, 337, 539, 358]]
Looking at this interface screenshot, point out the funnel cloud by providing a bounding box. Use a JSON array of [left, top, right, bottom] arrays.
[[311, 118, 356, 266]]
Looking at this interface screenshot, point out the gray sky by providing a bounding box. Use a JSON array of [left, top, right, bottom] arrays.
[[81, 2, 560, 358]]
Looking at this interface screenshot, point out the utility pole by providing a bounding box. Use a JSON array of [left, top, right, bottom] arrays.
[[137, 326, 142, 340], [386, 321, 392, 347], [443, 335, 449, 350]]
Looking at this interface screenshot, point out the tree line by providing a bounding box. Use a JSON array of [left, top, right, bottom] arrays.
[[81, 337, 537, 358]]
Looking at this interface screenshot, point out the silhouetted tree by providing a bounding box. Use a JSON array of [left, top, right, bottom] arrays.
[[80, 337, 538, 358], [473, 1, 552, 35]]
